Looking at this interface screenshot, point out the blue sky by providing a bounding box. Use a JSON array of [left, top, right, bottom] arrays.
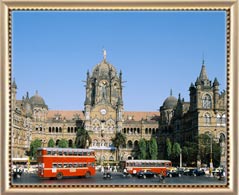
[[12, 11, 226, 111]]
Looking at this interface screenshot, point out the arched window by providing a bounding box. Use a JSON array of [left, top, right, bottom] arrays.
[[93, 139, 98, 146], [52, 127, 55, 133], [49, 127, 51, 133], [216, 114, 221, 126], [56, 139, 60, 146], [67, 127, 70, 133], [204, 113, 211, 125], [123, 128, 126, 134], [56, 127, 58, 133], [127, 140, 133, 148], [137, 128, 140, 134], [68, 140, 73, 148], [101, 140, 105, 147], [222, 114, 226, 126], [145, 128, 148, 134], [71, 127, 73, 133], [109, 156, 114, 161], [134, 140, 139, 149], [202, 94, 212, 109], [152, 128, 156, 134], [59, 127, 62, 133], [149, 128, 152, 134]]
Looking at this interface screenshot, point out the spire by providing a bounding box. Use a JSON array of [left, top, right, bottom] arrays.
[[103, 48, 107, 60], [213, 77, 219, 86], [170, 89, 173, 96], [199, 64, 208, 81], [12, 78, 17, 89]]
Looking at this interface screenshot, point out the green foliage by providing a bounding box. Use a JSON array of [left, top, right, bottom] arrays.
[[165, 138, 172, 160], [182, 141, 198, 166], [138, 138, 147, 159], [58, 139, 68, 148], [111, 132, 126, 149], [149, 138, 158, 160], [75, 127, 92, 148], [47, 138, 55, 147], [198, 133, 221, 167], [172, 142, 181, 158], [171, 142, 181, 166], [30, 139, 42, 160], [111, 132, 126, 161]]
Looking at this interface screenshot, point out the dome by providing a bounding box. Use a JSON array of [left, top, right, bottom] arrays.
[[163, 95, 177, 109], [30, 91, 47, 108], [92, 60, 117, 78]]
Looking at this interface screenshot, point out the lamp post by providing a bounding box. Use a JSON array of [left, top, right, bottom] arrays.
[[209, 134, 213, 177]]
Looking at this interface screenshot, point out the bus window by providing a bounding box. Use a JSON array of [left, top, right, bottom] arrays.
[[69, 151, 73, 156], [52, 151, 56, 155], [58, 151, 63, 156], [52, 163, 57, 168], [87, 152, 91, 156], [63, 151, 67, 156], [57, 163, 63, 168], [47, 151, 51, 155], [83, 163, 87, 167], [78, 163, 82, 168], [83, 152, 87, 156], [73, 163, 77, 168], [78, 152, 82, 156], [63, 163, 67, 168], [69, 163, 73, 168], [73, 151, 77, 156]]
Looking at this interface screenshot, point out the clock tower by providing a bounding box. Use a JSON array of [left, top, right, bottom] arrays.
[[84, 51, 124, 160]]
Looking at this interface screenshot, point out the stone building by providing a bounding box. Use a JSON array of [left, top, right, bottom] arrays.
[[11, 53, 226, 166], [158, 61, 227, 167]]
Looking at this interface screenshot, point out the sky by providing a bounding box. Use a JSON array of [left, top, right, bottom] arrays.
[[12, 11, 227, 111]]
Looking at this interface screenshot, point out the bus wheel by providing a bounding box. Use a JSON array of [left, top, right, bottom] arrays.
[[85, 171, 91, 178], [56, 172, 63, 180]]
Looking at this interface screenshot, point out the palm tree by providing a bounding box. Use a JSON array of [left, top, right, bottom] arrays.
[[75, 127, 92, 148], [111, 132, 126, 161]]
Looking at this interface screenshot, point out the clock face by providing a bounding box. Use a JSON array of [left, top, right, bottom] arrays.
[[100, 109, 107, 115]]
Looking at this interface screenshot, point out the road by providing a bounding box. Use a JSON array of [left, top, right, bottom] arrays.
[[12, 172, 226, 185]]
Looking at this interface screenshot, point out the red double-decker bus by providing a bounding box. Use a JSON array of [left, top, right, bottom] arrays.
[[37, 147, 96, 179], [124, 160, 172, 176]]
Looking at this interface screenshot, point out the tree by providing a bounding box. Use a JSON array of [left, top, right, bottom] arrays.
[[30, 139, 42, 160], [48, 138, 55, 147], [165, 138, 172, 160], [111, 132, 126, 161], [171, 142, 181, 166], [138, 138, 147, 159], [149, 138, 158, 160], [198, 133, 221, 167], [75, 127, 92, 148], [58, 139, 68, 148]]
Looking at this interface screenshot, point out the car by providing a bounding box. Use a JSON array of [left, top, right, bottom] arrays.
[[136, 170, 157, 179], [184, 168, 205, 176], [166, 170, 182, 177]]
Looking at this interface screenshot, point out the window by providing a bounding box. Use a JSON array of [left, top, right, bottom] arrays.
[[52, 163, 57, 168], [204, 113, 211, 125], [58, 151, 63, 156], [57, 163, 63, 168], [216, 114, 221, 126], [222, 114, 226, 126], [47, 151, 51, 155], [63, 151, 67, 156], [202, 94, 212, 109]]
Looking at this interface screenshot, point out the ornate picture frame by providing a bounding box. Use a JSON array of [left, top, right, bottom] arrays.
[[1, 0, 238, 195]]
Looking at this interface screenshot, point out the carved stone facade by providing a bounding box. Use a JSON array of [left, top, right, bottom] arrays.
[[11, 55, 226, 166]]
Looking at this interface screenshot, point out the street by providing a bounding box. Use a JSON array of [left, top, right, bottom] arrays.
[[12, 171, 226, 185]]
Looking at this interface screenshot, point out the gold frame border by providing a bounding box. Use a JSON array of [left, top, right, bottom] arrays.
[[1, 0, 238, 195]]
